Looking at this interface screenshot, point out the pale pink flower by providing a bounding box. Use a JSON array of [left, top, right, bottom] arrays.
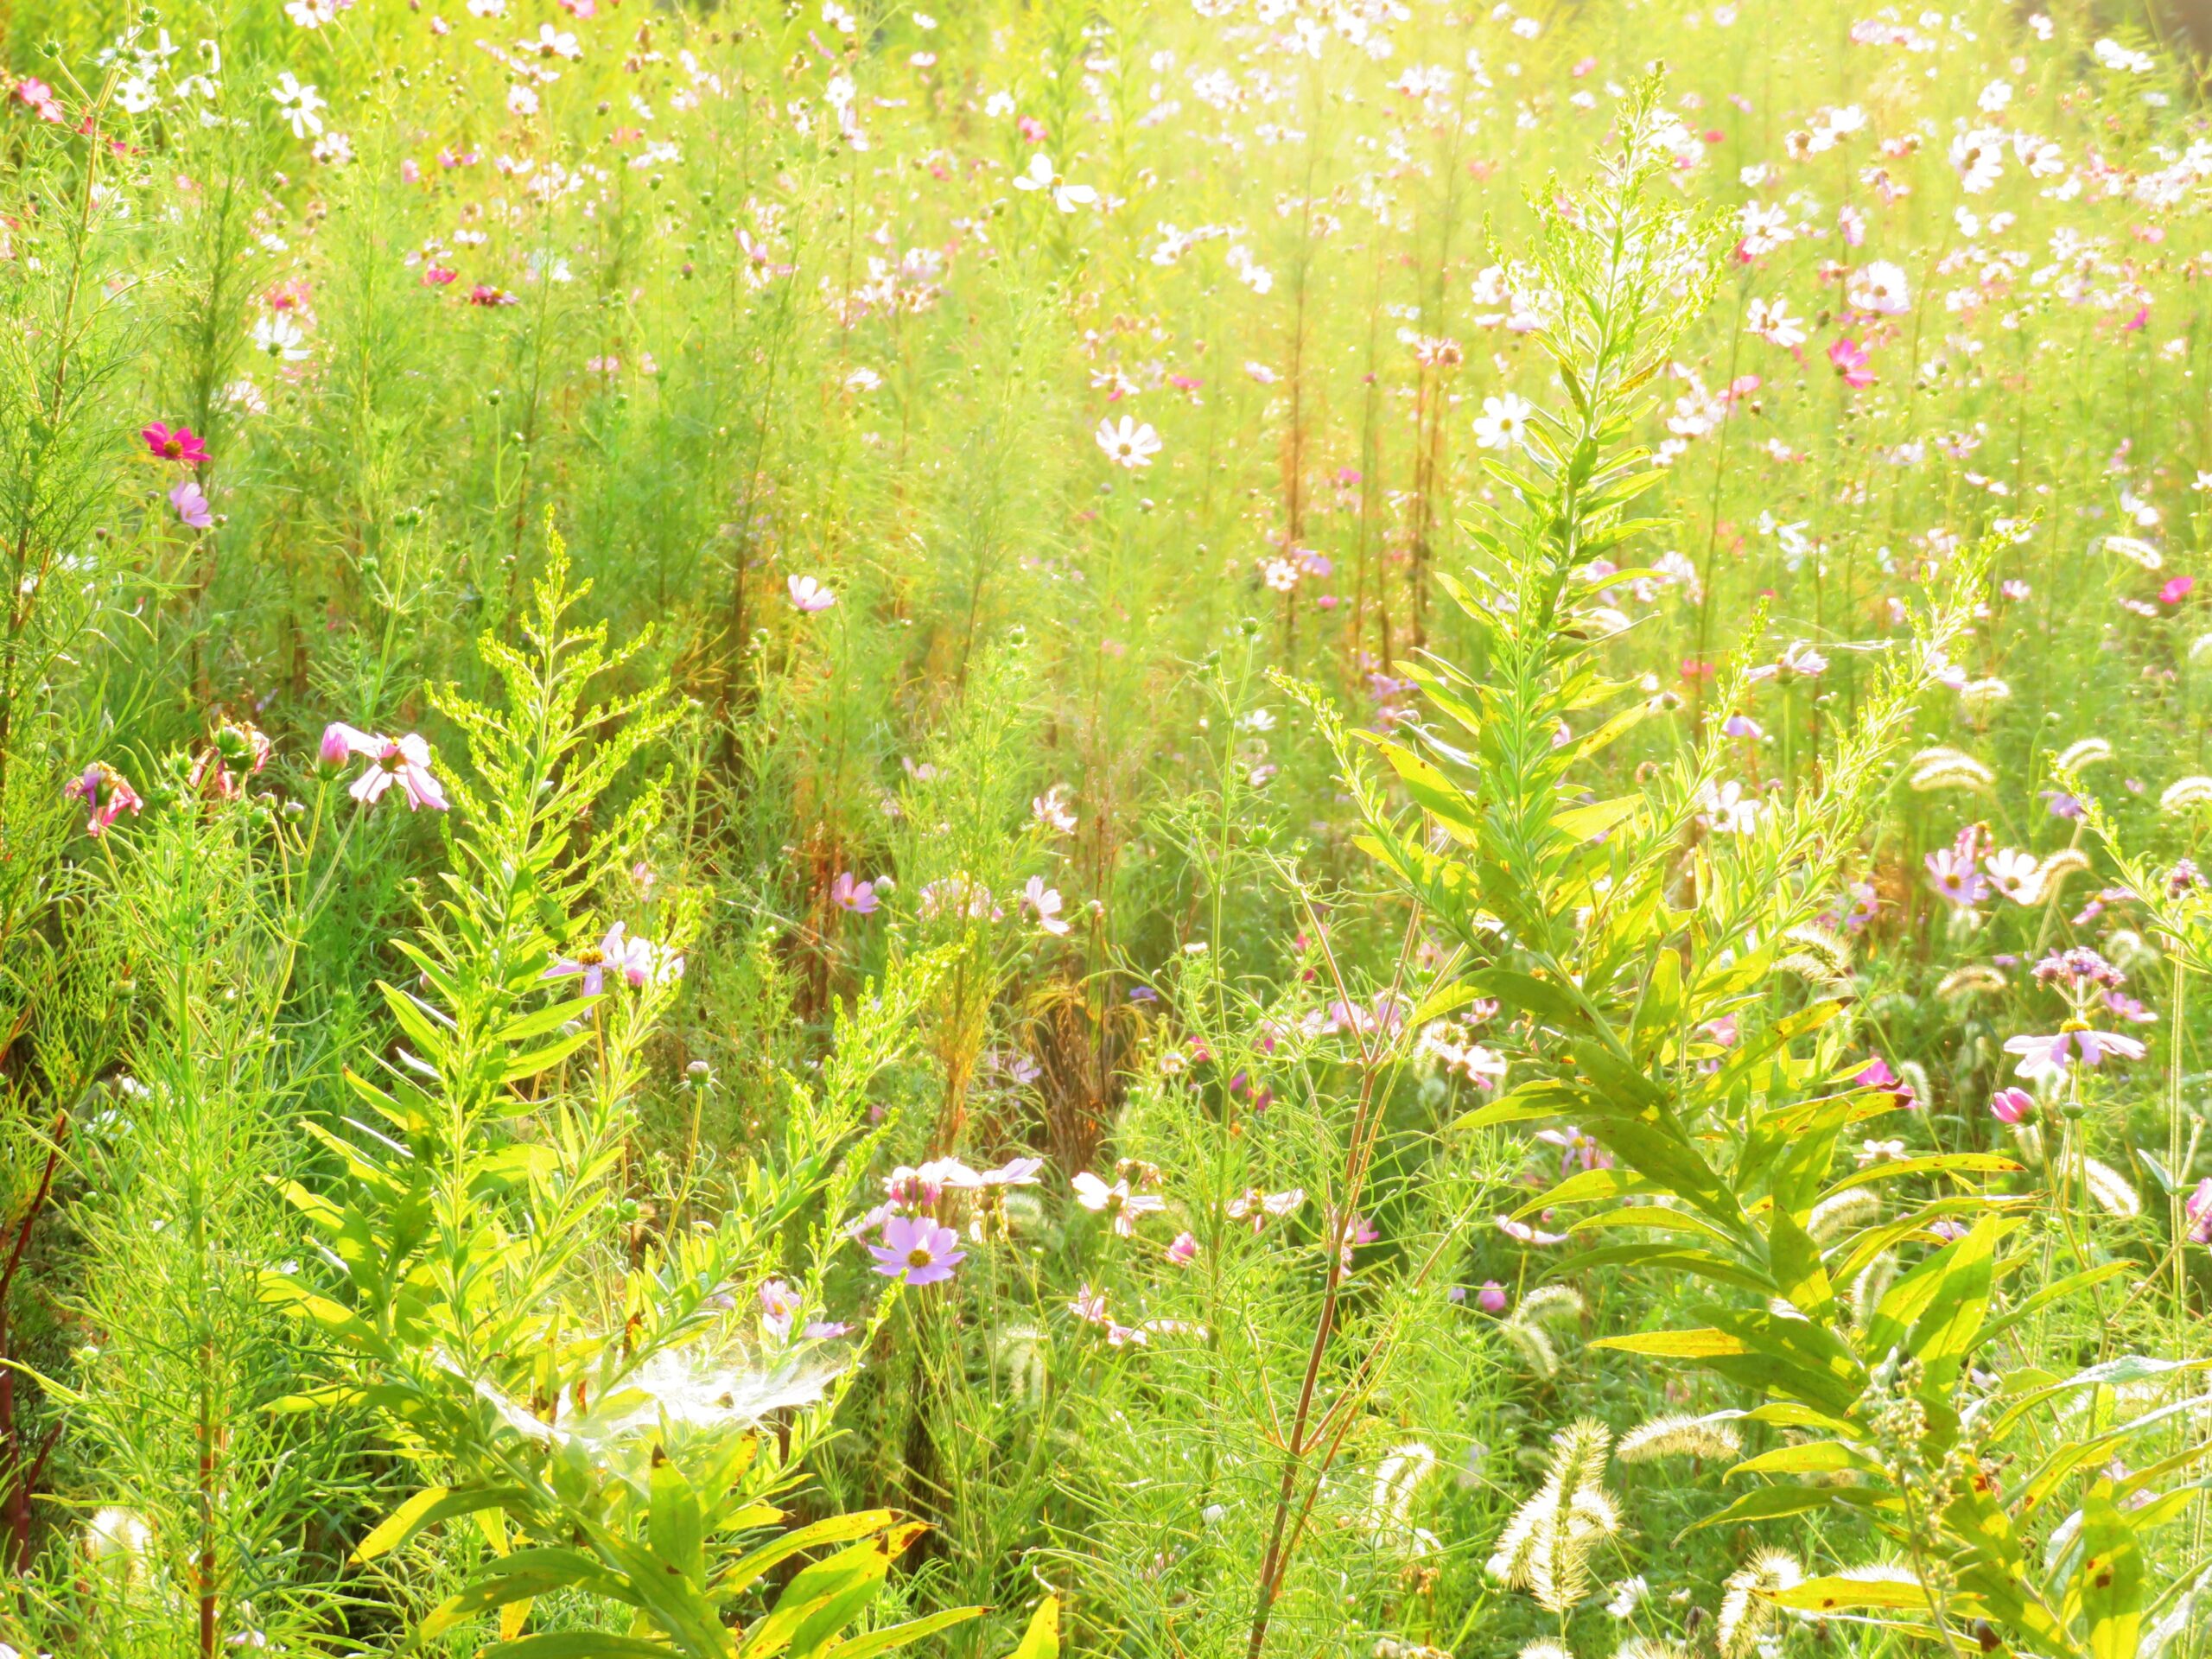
[[788, 575, 836, 612], [1071, 1170, 1165, 1236], [1023, 876, 1070, 936], [326, 725, 449, 811]]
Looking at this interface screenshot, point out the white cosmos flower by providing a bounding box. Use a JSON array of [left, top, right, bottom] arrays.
[[269, 71, 325, 138], [1472, 393, 1535, 451], [1013, 152, 1096, 213], [1096, 416, 1161, 469], [251, 314, 310, 361]]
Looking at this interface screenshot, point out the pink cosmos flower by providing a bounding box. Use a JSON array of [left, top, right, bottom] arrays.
[[1071, 1170, 1166, 1236], [1827, 336, 1876, 389], [831, 872, 879, 914], [14, 78, 67, 123], [1496, 1216, 1569, 1246], [759, 1278, 801, 1342], [544, 922, 673, 995], [2188, 1178, 2212, 1244], [971, 1155, 1044, 1190], [1226, 1187, 1306, 1230], [868, 1215, 965, 1286], [788, 575, 836, 613], [2160, 575, 2195, 606], [323, 724, 449, 811], [1022, 876, 1069, 936], [1990, 1086, 2035, 1124], [1535, 1125, 1611, 1175], [1926, 844, 1988, 907], [143, 423, 209, 465], [64, 762, 143, 837], [1069, 1283, 1109, 1324], [2002, 1027, 2146, 1083], [1477, 1281, 1508, 1313], [168, 480, 213, 529], [1331, 1210, 1380, 1269], [1166, 1231, 1198, 1265], [188, 720, 273, 801]]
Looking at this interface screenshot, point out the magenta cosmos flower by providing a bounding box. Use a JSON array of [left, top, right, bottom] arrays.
[[1477, 1281, 1509, 1313], [321, 723, 449, 811], [143, 423, 209, 465], [1989, 1086, 2035, 1124], [2188, 1178, 2212, 1244], [1827, 336, 1875, 389], [868, 1215, 965, 1286], [64, 762, 143, 837]]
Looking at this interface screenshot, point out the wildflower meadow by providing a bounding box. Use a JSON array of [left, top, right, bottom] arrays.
[[2, 0, 2212, 1655]]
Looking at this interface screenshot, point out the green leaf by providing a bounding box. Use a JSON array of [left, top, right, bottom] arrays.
[[423, 1550, 624, 1638], [1726, 1441, 1882, 1480], [1551, 795, 1641, 844], [1512, 1166, 1660, 1221], [715, 1511, 894, 1602], [1466, 968, 1591, 1033], [496, 996, 601, 1046], [1008, 1597, 1059, 1659], [1770, 1572, 1932, 1613], [648, 1457, 707, 1590], [355, 1486, 451, 1563], [2075, 1488, 2145, 1659], [744, 1534, 905, 1659], [1681, 1484, 1840, 1533], [823, 1606, 986, 1659], [501, 1027, 597, 1084], [1815, 1153, 2024, 1203], [353, 1486, 530, 1563], [1767, 1206, 1834, 1323], [1454, 1081, 1586, 1133], [1590, 1328, 1750, 1359], [485, 1637, 676, 1659]]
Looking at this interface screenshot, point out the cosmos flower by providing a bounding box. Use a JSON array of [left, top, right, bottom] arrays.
[[1095, 416, 1161, 469], [188, 720, 273, 801], [1166, 1231, 1198, 1265], [788, 575, 836, 612], [1827, 336, 1875, 389], [830, 872, 879, 913], [143, 423, 208, 464], [544, 922, 664, 995], [1472, 394, 1535, 452], [759, 1279, 802, 1342], [1022, 876, 1070, 936], [2188, 1178, 2212, 1245], [270, 72, 327, 138], [322, 724, 450, 811], [1071, 1171, 1165, 1236], [1477, 1281, 1508, 1313], [1989, 1086, 2034, 1124], [2002, 1027, 2146, 1083], [64, 762, 143, 837], [868, 1214, 966, 1286], [1925, 844, 1988, 907], [1745, 296, 1807, 347], [1012, 152, 1096, 213], [168, 481, 213, 529]]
